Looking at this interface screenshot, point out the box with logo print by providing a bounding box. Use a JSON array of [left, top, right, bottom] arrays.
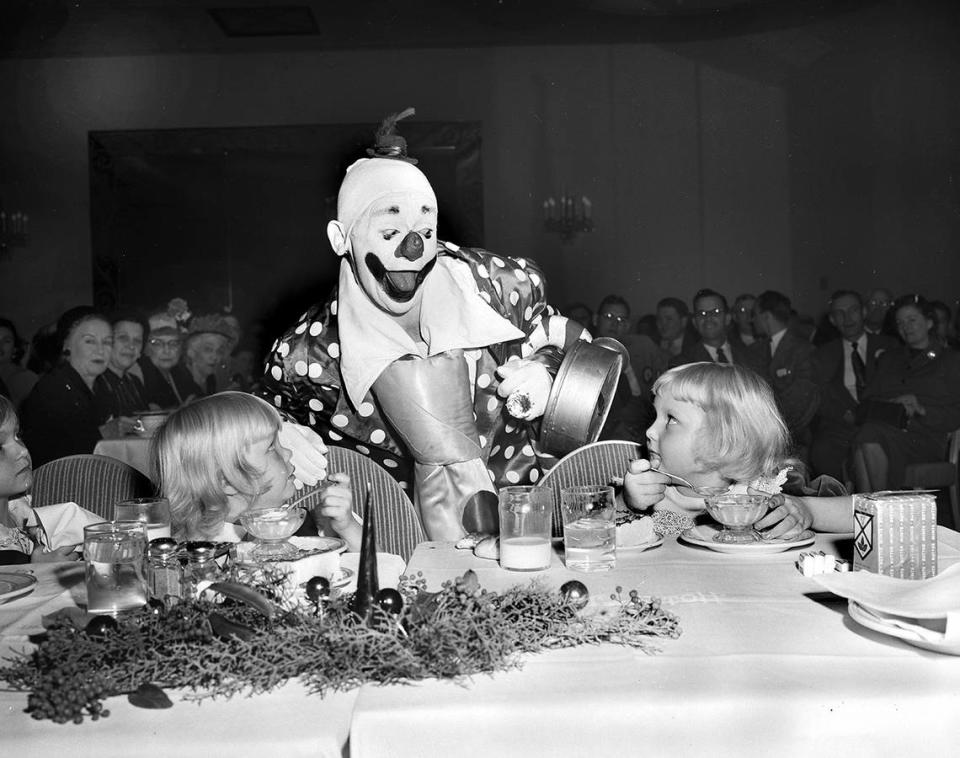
[[852, 491, 937, 579]]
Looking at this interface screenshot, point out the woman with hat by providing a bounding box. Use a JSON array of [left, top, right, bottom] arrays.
[[184, 314, 238, 396], [19, 306, 115, 466], [139, 309, 201, 409]]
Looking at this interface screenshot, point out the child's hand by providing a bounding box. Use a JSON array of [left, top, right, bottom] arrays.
[[317, 472, 354, 533], [754, 493, 813, 540], [622, 459, 671, 512], [314, 472, 363, 551], [31, 544, 81, 563]]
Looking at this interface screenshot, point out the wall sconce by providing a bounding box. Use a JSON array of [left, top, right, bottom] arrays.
[[0, 205, 30, 252], [543, 192, 593, 242]]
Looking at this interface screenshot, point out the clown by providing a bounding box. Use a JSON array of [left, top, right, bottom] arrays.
[[263, 111, 585, 540]]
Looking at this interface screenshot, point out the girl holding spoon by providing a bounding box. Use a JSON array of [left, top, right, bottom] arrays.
[[622, 363, 852, 539]]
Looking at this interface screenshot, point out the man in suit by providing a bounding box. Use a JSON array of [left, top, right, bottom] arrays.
[[728, 293, 757, 350], [752, 290, 820, 452], [864, 287, 896, 337], [656, 297, 696, 358], [810, 290, 898, 480], [593, 294, 662, 441], [671, 289, 763, 374]]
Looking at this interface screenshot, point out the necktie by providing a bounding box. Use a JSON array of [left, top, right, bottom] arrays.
[[715, 347, 729, 364], [850, 340, 867, 399]]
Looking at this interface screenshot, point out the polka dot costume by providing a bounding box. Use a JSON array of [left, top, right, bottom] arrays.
[[258, 243, 574, 498]]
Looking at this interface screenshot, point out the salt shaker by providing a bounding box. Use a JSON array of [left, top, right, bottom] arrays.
[[146, 537, 182, 604], [183, 541, 220, 597]]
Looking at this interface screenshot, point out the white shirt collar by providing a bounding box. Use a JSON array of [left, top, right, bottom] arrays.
[[769, 328, 788, 354]]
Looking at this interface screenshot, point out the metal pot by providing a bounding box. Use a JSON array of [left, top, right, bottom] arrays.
[[539, 339, 624, 456]]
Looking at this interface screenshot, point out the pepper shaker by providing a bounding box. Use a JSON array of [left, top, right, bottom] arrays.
[[146, 537, 182, 604]]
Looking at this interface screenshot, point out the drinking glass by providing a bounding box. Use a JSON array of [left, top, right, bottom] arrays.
[[561, 485, 616, 572], [83, 521, 149, 616], [498, 486, 553, 571], [115, 497, 172, 540]]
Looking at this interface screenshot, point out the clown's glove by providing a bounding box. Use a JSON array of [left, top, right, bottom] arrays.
[[496, 358, 552, 420], [279, 421, 329, 489]]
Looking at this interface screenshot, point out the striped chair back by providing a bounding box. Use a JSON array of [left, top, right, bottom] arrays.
[[537, 440, 643, 537], [295, 445, 426, 561], [32, 454, 156, 520]]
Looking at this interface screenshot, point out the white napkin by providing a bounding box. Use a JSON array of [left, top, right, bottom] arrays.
[[814, 562, 960, 619], [32, 502, 106, 551]]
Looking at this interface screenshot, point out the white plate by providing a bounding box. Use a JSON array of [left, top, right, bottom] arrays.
[[289, 536, 347, 555], [617, 537, 664, 552], [679, 524, 815, 554], [0, 571, 38, 603], [848, 600, 960, 656]]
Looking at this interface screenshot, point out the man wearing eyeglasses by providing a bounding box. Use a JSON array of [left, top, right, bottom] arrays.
[[864, 287, 895, 337], [593, 295, 664, 441], [670, 289, 760, 371], [728, 293, 757, 350], [810, 290, 898, 480]]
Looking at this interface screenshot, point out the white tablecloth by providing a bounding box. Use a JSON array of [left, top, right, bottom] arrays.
[[350, 529, 960, 758], [93, 436, 154, 478], [3, 532, 959, 757]]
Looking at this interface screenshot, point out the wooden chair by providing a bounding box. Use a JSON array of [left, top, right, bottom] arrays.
[[536, 440, 643, 537], [294, 445, 426, 561], [31, 454, 156, 520], [903, 428, 960, 529]]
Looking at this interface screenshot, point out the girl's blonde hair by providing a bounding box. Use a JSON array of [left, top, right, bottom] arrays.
[[154, 391, 282, 541], [652, 362, 796, 484]]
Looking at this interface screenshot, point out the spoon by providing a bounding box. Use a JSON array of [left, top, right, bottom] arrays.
[[613, 461, 730, 497]]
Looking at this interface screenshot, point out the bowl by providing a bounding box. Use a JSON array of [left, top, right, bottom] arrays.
[[239, 506, 307, 560], [703, 493, 769, 543]]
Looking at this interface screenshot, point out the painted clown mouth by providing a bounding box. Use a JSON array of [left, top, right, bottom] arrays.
[[364, 253, 437, 302]]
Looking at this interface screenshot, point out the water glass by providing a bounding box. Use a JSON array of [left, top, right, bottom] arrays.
[[115, 497, 172, 540], [83, 521, 149, 616], [498, 486, 554, 571], [561, 485, 616, 572]]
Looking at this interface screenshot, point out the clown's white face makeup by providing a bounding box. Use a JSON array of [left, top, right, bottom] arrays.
[[348, 192, 439, 317]]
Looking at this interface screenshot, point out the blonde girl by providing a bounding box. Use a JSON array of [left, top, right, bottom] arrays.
[[155, 391, 361, 548], [623, 362, 851, 538]]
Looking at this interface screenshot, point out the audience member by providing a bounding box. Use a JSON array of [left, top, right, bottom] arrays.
[[751, 290, 820, 451], [810, 290, 898, 480], [864, 287, 896, 336], [98, 311, 149, 418], [593, 294, 659, 441], [139, 311, 201, 409], [19, 307, 114, 466], [564, 302, 593, 331], [184, 313, 237, 396], [728, 293, 757, 349], [634, 313, 658, 338], [852, 294, 960, 491], [931, 300, 957, 347], [656, 297, 696, 357], [672, 289, 763, 373], [23, 322, 59, 376], [0, 317, 38, 408]]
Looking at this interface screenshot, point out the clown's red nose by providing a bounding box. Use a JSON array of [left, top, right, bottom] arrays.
[[395, 231, 424, 261]]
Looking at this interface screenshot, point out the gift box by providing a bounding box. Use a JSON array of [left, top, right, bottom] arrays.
[[853, 491, 938, 579]]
